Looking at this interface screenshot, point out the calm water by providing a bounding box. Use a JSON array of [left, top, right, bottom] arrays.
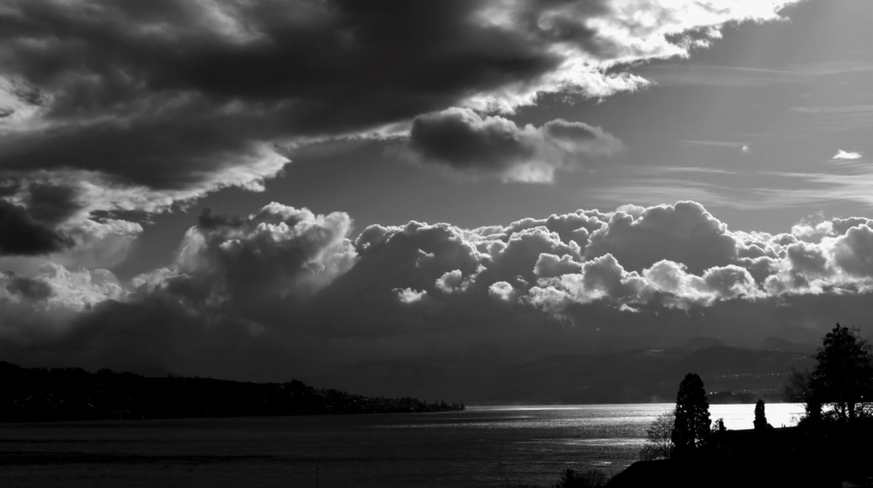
[[0, 403, 804, 488]]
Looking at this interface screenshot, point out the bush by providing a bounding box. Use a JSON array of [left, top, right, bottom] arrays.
[[553, 469, 609, 488]]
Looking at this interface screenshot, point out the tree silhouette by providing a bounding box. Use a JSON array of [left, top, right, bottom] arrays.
[[809, 324, 873, 422], [784, 366, 820, 423], [640, 410, 674, 460], [671, 373, 711, 456], [753, 399, 768, 431]]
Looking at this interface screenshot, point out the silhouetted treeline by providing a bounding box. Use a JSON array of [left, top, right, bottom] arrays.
[[0, 362, 464, 422], [609, 323, 873, 488]]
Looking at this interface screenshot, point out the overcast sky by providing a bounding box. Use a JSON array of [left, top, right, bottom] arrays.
[[2, 0, 873, 396]]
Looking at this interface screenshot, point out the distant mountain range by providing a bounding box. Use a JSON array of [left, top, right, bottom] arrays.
[[488, 340, 815, 404], [321, 337, 818, 404], [1, 336, 819, 413]]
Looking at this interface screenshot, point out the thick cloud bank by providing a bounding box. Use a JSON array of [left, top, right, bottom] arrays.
[[3, 200, 873, 398]]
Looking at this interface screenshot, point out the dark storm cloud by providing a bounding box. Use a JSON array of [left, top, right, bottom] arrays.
[[0, 0, 577, 127], [4, 273, 53, 301], [0, 0, 795, 131], [0, 200, 72, 255], [0, 0, 563, 178], [22, 183, 81, 226], [0, 109, 282, 191], [0, 0, 797, 213], [407, 108, 623, 182], [0, 0, 590, 220]]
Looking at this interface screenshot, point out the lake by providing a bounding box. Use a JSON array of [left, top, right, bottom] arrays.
[[0, 403, 804, 488]]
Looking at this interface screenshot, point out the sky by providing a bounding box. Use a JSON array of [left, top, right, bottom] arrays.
[[2, 0, 873, 398]]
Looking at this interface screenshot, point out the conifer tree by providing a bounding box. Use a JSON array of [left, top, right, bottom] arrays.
[[671, 373, 711, 456]]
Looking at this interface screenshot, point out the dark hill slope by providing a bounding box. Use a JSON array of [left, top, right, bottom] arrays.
[[0, 361, 464, 422]]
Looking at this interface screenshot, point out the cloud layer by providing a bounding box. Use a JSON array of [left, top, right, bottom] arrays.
[[4, 200, 873, 398]]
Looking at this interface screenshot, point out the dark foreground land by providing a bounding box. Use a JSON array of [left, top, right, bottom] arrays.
[[0, 361, 464, 422], [606, 423, 873, 488]]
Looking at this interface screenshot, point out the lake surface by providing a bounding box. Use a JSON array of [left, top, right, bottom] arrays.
[[0, 403, 804, 488]]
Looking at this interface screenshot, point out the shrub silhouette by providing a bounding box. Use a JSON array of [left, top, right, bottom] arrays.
[[553, 469, 608, 488]]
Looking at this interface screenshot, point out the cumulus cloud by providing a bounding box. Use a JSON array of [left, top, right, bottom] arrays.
[[832, 149, 863, 160], [50, 265, 121, 307], [528, 254, 644, 310], [585, 201, 738, 274], [485, 226, 582, 283], [407, 108, 623, 182], [0, 202, 362, 377], [489, 281, 516, 302], [142, 203, 357, 307], [435, 270, 469, 294], [3, 273, 52, 301], [831, 224, 873, 278], [534, 253, 584, 278], [34, 264, 126, 311], [528, 255, 761, 314], [9, 199, 873, 398], [395, 288, 428, 304]]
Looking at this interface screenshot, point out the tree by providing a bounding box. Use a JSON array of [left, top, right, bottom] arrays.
[[753, 399, 768, 431], [671, 373, 711, 456], [640, 410, 674, 460], [784, 366, 825, 428], [809, 324, 873, 422]]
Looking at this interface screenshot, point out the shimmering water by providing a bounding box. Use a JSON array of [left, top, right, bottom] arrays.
[[0, 403, 804, 488]]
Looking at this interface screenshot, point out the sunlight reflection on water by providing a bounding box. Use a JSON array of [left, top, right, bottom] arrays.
[[0, 403, 807, 488], [378, 403, 804, 431]]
